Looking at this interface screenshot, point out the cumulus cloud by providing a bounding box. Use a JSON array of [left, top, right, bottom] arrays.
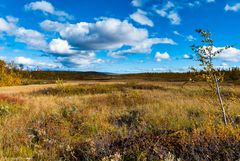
[[14, 56, 59, 68], [47, 38, 104, 67], [0, 17, 16, 33], [130, 9, 154, 27], [49, 38, 75, 55], [40, 20, 67, 32], [214, 46, 240, 62], [224, 3, 240, 12], [41, 18, 175, 58], [0, 17, 47, 50], [47, 39, 104, 67], [56, 52, 104, 67], [25, 1, 73, 20], [41, 18, 149, 51], [0, 17, 82, 69], [109, 38, 176, 57], [40, 17, 176, 66], [15, 27, 47, 50], [155, 1, 181, 25], [155, 52, 170, 62], [198, 46, 240, 62]]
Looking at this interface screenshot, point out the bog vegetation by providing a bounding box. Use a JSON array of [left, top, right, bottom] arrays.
[[0, 81, 239, 160], [0, 30, 239, 160]]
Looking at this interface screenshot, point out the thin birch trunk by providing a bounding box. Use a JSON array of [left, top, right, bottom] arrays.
[[214, 75, 228, 125]]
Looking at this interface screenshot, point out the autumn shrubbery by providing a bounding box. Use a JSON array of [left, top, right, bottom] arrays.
[[33, 82, 163, 96], [18, 104, 240, 160], [0, 60, 23, 86], [0, 81, 240, 160]]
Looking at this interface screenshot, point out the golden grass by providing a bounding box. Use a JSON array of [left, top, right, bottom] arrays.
[[0, 81, 239, 160]]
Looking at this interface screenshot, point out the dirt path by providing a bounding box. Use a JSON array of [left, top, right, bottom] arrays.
[[0, 81, 81, 94], [0, 81, 124, 94]]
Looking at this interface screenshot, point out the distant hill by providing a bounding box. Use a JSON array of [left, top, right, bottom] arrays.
[[23, 68, 240, 83]]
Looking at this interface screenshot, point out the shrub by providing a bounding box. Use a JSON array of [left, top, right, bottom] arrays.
[[0, 60, 22, 86]]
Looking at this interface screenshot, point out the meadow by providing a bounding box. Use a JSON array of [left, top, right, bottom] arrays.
[[0, 80, 239, 160]]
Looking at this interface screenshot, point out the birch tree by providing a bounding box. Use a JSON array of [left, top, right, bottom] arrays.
[[191, 29, 231, 125]]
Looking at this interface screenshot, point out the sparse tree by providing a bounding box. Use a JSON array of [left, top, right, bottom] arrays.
[[191, 29, 231, 125]]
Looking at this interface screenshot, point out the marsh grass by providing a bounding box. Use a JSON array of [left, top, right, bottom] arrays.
[[32, 83, 164, 96], [0, 81, 239, 160]]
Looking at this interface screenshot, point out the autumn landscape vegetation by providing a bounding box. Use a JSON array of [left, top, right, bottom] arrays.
[[0, 30, 239, 160]]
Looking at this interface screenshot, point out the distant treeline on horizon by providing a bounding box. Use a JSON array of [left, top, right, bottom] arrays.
[[1, 59, 240, 83], [25, 68, 240, 83]]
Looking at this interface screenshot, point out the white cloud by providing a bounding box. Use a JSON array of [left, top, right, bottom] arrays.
[[40, 20, 67, 32], [47, 38, 104, 67], [108, 38, 176, 57], [95, 58, 105, 64], [130, 9, 154, 27], [14, 56, 59, 68], [0, 17, 68, 68], [41, 18, 149, 51], [6, 16, 19, 24], [14, 56, 36, 65], [155, 2, 181, 25], [173, 31, 196, 42], [200, 46, 240, 62], [25, 1, 73, 20], [41, 18, 175, 63], [167, 11, 181, 25], [214, 47, 240, 62], [225, 3, 240, 12], [56, 52, 103, 67], [0, 17, 47, 50], [49, 38, 75, 55], [156, 1, 174, 17], [0, 17, 16, 33], [183, 54, 191, 59], [220, 62, 228, 69], [186, 35, 196, 42], [173, 31, 183, 37], [15, 27, 47, 50], [155, 52, 170, 62], [188, 1, 201, 7], [131, 0, 148, 7], [206, 0, 215, 3]]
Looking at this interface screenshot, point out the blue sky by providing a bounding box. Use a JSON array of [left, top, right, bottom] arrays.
[[0, 0, 239, 73]]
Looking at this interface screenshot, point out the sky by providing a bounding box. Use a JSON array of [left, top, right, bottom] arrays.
[[0, 0, 239, 73]]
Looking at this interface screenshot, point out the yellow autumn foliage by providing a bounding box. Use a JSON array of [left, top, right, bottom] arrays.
[[0, 60, 22, 86]]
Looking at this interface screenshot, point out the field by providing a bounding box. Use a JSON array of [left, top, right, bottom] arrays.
[[0, 80, 239, 160]]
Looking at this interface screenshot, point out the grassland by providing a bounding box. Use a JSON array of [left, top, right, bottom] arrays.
[[0, 80, 239, 160]]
